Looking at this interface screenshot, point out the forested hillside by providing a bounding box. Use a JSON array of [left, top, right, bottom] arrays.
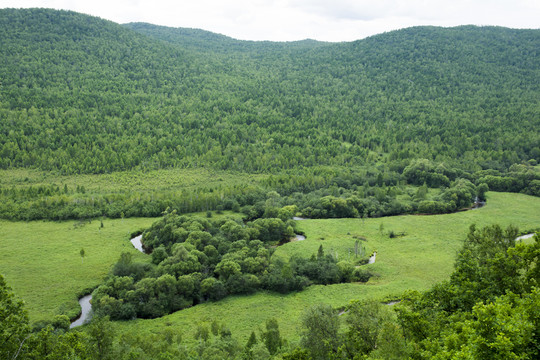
[[1, 9, 539, 175], [123, 22, 329, 54], [0, 9, 539, 221]]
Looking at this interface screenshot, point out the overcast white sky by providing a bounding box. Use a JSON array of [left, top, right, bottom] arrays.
[[2, 0, 539, 41]]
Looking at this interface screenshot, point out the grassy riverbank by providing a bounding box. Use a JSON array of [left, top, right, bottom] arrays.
[[0, 217, 156, 322], [114, 191, 540, 343], [0, 191, 537, 335]]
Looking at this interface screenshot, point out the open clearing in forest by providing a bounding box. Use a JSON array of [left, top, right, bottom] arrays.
[[0, 192, 538, 340], [0, 168, 264, 194], [116, 192, 539, 342]]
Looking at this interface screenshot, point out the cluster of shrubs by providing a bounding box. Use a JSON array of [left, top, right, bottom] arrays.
[[92, 212, 372, 320]]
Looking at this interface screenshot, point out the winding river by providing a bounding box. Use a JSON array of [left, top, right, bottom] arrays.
[[70, 224, 534, 329], [71, 234, 146, 328], [70, 295, 92, 328]]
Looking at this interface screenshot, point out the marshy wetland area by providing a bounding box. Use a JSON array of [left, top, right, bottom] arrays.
[[2, 192, 538, 340]]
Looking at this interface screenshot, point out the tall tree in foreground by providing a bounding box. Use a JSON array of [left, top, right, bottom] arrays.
[[396, 229, 540, 359], [0, 274, 31, 359], [87, 316, 115, 360], [262, 318, 283, 355], [300, 304, 340, 360]]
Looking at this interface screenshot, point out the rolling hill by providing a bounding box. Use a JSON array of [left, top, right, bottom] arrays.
[[1, 8, 538, 175]]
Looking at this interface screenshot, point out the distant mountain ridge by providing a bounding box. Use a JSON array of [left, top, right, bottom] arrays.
[[0, 8, 538, 175], [122, 22, 330, 55]]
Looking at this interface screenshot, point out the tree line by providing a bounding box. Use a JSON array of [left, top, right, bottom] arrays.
[[3, 160, 539, 221]]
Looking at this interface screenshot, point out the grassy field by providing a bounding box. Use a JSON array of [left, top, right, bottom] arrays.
[[0, 191, 538, 341], [0, 210, 242, 322], [0, 167, 264, 194], [0, 217, 156, 322], [115, 192, 539, 343]]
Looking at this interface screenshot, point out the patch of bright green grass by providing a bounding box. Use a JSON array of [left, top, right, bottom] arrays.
[[0, 217, 156, 322], [0, 168, 265, 194]]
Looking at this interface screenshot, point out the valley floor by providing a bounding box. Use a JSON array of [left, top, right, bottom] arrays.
[[0, 191, 538, 342]]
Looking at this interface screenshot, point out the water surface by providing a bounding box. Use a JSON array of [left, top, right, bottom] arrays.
[[130, 234, 145, 253], [70, 295, 92, 328]]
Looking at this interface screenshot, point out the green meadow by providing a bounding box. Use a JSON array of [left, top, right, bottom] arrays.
[[0, 217, 156, 322], [117, 192, 540, 342], [0, 167, 264, 194], [0, 191, 538, 341]]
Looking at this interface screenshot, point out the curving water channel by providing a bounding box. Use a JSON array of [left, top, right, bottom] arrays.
[[70, 294, 92, 328], [471, 198, 486, 210], [72, 221, 520, 328], [71, 234, 146, 328], [71, 229, 380, 328]]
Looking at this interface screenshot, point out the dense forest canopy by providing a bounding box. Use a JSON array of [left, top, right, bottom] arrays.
[[0, 9, 539, 222], [1, 8, 539, 175]]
